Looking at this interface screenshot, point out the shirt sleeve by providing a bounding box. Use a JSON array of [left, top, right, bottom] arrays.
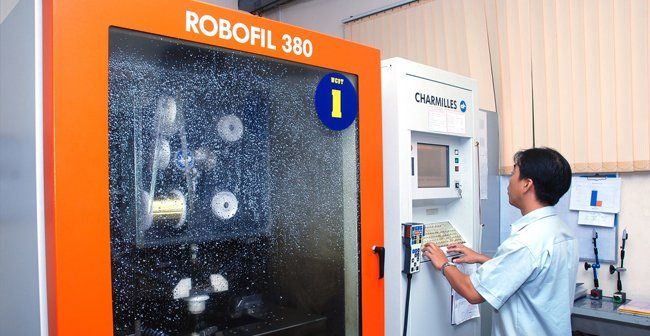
[[469, 239, 536, 310]]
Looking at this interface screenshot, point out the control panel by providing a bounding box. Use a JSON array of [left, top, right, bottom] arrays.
[[452, 149, 461, 192], [402, 223, 424, 274], [422, 221, 465, 248], [382, 58, 480, 336]]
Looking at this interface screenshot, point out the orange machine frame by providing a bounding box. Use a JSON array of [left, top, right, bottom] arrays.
[[44, 0, 383, 335]]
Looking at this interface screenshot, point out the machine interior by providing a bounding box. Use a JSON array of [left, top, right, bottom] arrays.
[[108, 27, 360, 336]]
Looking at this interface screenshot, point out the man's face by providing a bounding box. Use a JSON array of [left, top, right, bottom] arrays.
[[507, 165, 523, 207]]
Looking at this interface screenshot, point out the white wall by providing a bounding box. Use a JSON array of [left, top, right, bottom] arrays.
[[263, 0, 403, 37], [202, 0, 238, 10]]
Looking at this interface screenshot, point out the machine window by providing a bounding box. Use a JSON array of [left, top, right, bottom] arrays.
[[108, 27, 359, 336]]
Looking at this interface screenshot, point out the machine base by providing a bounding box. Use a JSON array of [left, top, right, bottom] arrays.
[[590, 288, 603, 300], [612, 291, 626, 304]]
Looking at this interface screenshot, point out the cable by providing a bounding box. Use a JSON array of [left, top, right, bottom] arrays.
[[403, 273, 413, 336]]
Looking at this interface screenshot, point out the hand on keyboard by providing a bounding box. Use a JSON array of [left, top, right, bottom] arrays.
[[446, 244, 490, 264]]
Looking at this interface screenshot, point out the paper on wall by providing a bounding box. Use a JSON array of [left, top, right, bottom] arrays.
[[569, 177, 621, 213], [577, 211, 615, 227]]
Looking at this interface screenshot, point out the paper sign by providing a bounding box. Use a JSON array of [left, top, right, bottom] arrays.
[[577, 211, 615, 227], [446, 112, 466, 134], [451, 263, 480, 325], [569, 177, 621, 213], [428, 109, 447, 132]]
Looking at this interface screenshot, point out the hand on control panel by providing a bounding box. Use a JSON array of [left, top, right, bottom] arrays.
[[446, 244, 490, 264], [422, 242, 448, 270]]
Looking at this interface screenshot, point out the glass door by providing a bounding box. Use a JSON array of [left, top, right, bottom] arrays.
[[108, 27, 359, 336]]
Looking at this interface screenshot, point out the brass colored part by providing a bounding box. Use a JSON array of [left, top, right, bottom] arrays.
[[151, 194, 184, 222]]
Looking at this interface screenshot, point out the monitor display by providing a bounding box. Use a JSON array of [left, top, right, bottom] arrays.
[[417, 143, 449, 188]]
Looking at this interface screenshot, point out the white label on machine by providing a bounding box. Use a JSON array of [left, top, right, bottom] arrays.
[[428, 109, 447, 132], [446, 112, 466, 134]]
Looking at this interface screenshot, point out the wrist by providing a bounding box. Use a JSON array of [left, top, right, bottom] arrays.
[[434, 256, 447, 270], [441, 261, 457, 276]]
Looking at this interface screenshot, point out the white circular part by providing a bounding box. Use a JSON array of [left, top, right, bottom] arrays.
[[187, 295, 210, 314], [171, 189, 187, 229], [157, 97, 177, 135], [217, 115, 244, 142], [157, 140, 171, 170], [211, 191, 239, 220]]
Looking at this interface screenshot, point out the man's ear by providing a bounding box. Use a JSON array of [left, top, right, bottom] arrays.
[[522, 178, 534, 193]]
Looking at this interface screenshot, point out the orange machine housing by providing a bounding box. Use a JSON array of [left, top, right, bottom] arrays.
[[44, 0, 383, 335]]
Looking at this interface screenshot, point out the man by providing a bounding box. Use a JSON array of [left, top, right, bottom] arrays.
[[422, 147, 578, 336]]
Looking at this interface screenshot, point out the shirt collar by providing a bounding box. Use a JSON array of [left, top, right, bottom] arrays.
[[510, 206, 557, 234]]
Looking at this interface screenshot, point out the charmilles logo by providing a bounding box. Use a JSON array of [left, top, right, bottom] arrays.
[[414, 92, 458, 110]]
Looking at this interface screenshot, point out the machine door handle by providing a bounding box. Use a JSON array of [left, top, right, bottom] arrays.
[[372, 246, 385, 279]]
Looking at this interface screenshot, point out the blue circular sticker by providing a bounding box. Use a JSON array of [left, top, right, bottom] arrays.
[[175, 150, 194, 170], [314, 73, 358, 131], [460, 100, 467, 113]]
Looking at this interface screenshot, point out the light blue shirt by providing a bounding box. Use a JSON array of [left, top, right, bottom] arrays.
[[470, 206, 578, 336]]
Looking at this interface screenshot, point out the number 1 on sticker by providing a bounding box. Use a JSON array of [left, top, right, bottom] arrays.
[[331, 89, 342, 118]]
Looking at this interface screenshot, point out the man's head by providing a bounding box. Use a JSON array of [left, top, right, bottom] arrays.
[[507, 147, 572, 209]]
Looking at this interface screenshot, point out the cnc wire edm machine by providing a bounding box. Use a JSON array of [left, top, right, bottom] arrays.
[[40, 1, 385, 335], [382, 58, 481, 336]]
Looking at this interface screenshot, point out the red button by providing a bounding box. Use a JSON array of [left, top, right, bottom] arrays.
[[455, 166, 459, 172]]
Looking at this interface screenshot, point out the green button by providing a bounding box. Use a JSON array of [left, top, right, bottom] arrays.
[[455, 158, 459, 164]]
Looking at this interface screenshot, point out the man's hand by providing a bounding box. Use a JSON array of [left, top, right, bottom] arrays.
[[422, 242, 448, 270], [446, 244, 490, 264], [423, 243, 486, 305]]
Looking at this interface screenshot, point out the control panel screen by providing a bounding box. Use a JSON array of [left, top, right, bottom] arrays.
[[417, 143, 449, 188]]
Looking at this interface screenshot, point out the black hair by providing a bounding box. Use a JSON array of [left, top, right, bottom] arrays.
[[513, 147, 572, 206]]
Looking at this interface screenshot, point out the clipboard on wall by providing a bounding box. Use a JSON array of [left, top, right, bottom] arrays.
[[570, 174, 620, 264]]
